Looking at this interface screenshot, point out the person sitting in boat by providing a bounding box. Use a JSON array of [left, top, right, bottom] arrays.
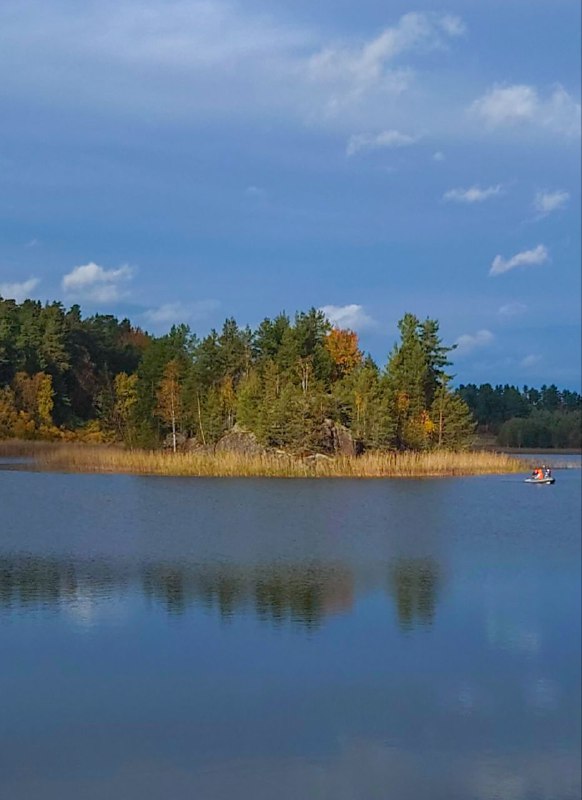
[[544, 466, 552, 479], [532, 467, 544, 480]]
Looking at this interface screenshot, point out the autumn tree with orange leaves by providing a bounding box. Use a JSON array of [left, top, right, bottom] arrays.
[[325, 328, 362, 379]]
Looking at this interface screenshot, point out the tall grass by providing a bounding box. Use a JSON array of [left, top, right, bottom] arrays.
[[5, 441, 527, 478]]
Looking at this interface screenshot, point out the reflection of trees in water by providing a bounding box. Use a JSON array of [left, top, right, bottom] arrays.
[[0, 556, 129, 609], [388, 558, 441, 630], [143, 563, 353, 628], [142, 566, 247, 618], [255, 567, 322, 627], [0, 555, 443, 631], [0, 556, 352, 627]]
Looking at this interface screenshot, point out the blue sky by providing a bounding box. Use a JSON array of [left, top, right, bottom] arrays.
[[0, 0, 580, 387]]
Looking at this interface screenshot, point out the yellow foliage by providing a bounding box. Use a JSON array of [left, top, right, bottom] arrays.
[[395, 391, 410, 413], [421, 411, 436, 434]]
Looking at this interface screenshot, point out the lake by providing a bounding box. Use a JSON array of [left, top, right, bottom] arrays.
[[1, 465, 580, 799]]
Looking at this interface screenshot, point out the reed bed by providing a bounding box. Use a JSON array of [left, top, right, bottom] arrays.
[[13, 442, 526, 478]]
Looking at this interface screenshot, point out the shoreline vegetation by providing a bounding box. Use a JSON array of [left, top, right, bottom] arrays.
[[0, 441, 527, 478], [1, 298, 579, 460]]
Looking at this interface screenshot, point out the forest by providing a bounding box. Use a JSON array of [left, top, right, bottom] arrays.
[[458, 383, 581, 448], [0, 296, 579, 451]]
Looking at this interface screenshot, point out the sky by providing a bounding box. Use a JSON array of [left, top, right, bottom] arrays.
[[0, 0, 580, 387]]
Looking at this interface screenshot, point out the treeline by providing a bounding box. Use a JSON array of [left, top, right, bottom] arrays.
[[0, 298, 475, 451], [0, 299, 147, 440], [458, 383, 581, 448]]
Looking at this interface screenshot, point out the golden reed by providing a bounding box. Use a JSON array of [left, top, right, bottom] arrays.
[[1, 441, 525, 478]]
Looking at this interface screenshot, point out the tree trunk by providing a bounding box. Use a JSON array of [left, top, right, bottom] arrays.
[[171, 390, 177, 453], [197, 392, 206, 446]]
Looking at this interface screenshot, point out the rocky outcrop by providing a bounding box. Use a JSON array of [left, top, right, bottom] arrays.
[[215, 426, 266, 457], [318, 418, 357, 457]]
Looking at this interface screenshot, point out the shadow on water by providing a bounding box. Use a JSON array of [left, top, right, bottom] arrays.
[[0, 554, 442, 631]]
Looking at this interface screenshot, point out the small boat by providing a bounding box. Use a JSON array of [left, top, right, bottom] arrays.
[[524, 476, 555, 485]]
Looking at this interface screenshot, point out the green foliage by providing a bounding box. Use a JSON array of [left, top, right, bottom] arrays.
[[498, 409, 581, 449], [384, 313, 465, 449], [430, 384, 475, 449], [459, 382, 581, 447], [112, 372, 138, 445], [2, 294, 577, 453]]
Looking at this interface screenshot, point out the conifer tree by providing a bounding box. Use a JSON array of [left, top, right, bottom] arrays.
[[385, 313, 429, 448], [430, 383, 475, 449]]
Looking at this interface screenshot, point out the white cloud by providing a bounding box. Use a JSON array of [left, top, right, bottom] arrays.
[[454, 329, 494, 357], [307, 12, 465, 112], [143, 300, 220, 326], [24, 238, 39, 248], [489, 245, 549, 277], [533, 189, 569, 216], [472, 84, 538, 125], [320, 304, 375, 331], [0, 5, 467, 129], [0, 4, 479, 141], [0, 276, 40, 302], [62, 262, 134, 302], [520, 354, 542, 369], [443, 184, 503, 203], [498, 302, 527, 317], [432, 151, 445, 162], [471, 83, 581, 137], [346, 129, 417, 156], [438, 15, 466, 38]]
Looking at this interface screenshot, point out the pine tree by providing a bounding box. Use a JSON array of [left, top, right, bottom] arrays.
[[430, 383, 475, 449], [385, 313, 429, 449], [236, 370, 261, 432]]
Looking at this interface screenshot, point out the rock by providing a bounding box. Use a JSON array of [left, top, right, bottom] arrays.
[[318, 418, 357, 457], [333, 423, 357, 457], [215, 426, 266, 457], [303, 453, 333, 464], [183, 438, 213, 454], [162, 431, 188, 450]]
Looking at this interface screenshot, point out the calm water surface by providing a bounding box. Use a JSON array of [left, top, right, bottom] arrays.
[[1, 467, 580, 799]]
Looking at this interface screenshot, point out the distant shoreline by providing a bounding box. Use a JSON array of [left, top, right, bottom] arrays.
[[0, 440, 527, 478], [498, 447, 581, 455], [472, 436, 581, 455]]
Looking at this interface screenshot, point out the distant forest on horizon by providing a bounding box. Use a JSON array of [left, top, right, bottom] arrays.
[[1, 296, 580, 451]]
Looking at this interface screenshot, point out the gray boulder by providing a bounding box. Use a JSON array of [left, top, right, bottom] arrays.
[[215, 426, 266, 457]]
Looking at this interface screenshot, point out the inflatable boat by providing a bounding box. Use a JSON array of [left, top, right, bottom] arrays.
[[524, 476, 555, 485]]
